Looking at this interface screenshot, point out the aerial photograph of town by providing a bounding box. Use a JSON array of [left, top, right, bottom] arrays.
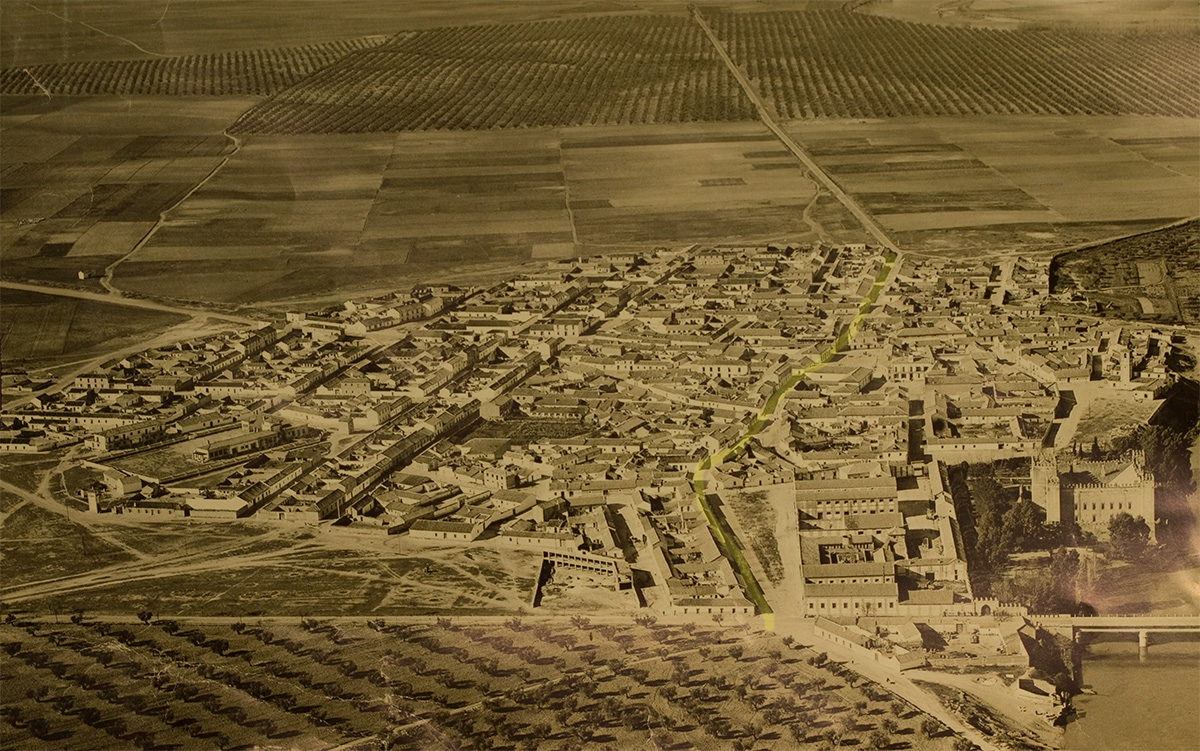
[[0, 1, 1197, 750]]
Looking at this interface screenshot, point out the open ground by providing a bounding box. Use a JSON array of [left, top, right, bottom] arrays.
[[0, 289, 188, 369]]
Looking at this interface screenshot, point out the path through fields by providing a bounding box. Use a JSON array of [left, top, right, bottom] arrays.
[[690, 7, 901, 256], [100, 133, 244, 296]]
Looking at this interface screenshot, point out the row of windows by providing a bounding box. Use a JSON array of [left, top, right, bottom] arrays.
[[808, 600, 897, 610], [1077, 501, 1138, 512], [809, 576, 891, 585], [813, 499, 895, 507]]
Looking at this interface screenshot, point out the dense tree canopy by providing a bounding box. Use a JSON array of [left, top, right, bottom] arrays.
[[1107, 512, 1151, 561]]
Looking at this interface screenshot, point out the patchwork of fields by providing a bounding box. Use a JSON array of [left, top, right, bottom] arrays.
[[0, 96, 253, 286], [114, 122, 868, 303], [0, 7, 1196, 305], [561, 123, 846, 250], [785, 116, 1200, 253], [116, 130, 577, 302]]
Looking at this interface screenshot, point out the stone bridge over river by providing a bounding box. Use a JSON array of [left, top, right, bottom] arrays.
[[1033, 614, 1200, 657]]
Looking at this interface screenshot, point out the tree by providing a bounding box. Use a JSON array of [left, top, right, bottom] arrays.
[[881, 717, 899, 733], [837, 714, 856, 735], [136, 610, 153, 625], [788, 723, 807, 744], [1108, 512, 1151, 561], [1001, 499, 1045, 551], [27, 717, 53, 740], [869, 729, 891, 749], [1050, 545, 1082, 593], [953, 737, 979, 751], [920, 717, 941, 738]]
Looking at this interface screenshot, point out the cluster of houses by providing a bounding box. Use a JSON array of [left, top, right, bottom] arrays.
[[0, 240, 1181, 622]]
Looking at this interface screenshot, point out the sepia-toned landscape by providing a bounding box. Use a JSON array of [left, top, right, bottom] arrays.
[[2, 2, 1198, 751]]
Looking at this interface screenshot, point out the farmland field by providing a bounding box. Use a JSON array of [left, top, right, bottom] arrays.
[[0, 0, 690, 68], [784, 117, 1200, 254], [709, 9, 1199, 119], [0, 38, 384, 97], [561, 122, 858, 250], [115, 129, 576, 303], [112, 122, 874, 303], [0, 616, 961, 751], [0, 290, 188, 368], [0, 96, 253, 288], [231, 15, 756, 134], [3, 8, 1198, 304], [857, 0, 1200, 31]]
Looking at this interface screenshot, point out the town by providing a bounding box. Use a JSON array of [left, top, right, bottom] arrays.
[[4, 243, 1190, 682]]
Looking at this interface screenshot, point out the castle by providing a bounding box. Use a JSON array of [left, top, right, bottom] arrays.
[[1030, 451, 1156, 542]]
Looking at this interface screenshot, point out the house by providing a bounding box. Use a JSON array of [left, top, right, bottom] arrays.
[[409, 519, 484, 542], [187, 495, 250, 520], [103, 470, 142, 498]]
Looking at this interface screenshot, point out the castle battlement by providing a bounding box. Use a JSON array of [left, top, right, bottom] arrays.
[[1066, 482, 1156, 491], [1031, 449, 1155, 539]]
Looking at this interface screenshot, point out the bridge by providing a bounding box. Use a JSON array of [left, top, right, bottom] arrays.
[[1032, 614, 1200, 656]]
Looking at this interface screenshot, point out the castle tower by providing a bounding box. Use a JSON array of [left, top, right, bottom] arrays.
[[1030, 452, 1062, 524]]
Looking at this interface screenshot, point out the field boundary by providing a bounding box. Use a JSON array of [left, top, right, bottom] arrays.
[[101, 133, 244, 298]]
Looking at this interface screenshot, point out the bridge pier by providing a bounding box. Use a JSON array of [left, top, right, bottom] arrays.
[[1139, 629, 1149, 661]]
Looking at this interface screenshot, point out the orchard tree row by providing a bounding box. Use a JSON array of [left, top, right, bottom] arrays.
[[0, 38, 384, 97], [707, 9, 1200, 118], [231, 16, 757, 134]]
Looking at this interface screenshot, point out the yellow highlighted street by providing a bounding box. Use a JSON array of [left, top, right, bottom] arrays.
[[691, 251, 897, 631]]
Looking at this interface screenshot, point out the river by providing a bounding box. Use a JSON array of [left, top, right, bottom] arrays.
[[1064, 638, 1200, 750]]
